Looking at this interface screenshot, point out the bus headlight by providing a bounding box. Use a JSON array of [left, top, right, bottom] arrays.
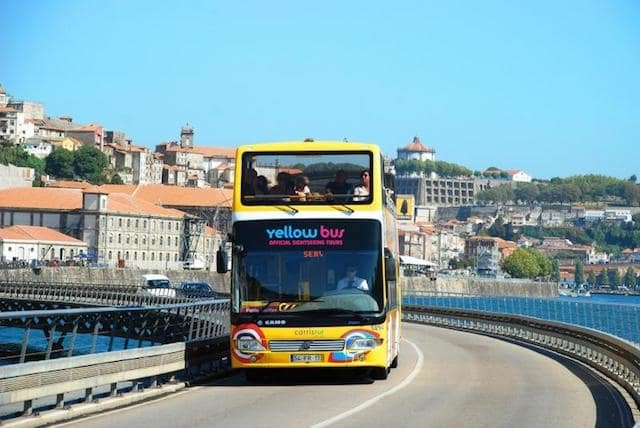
[[347, 338, 383, 351], [236, 338, 266, 352]]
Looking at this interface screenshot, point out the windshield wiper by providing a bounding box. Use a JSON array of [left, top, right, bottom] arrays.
[[330, 204, 354, 214], [276, 205, 299, 215]]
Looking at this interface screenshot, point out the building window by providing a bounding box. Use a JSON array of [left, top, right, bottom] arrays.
[[142, 252, 146, 261], [135, 219, 139, 228], [108, 251, 112, 259], [160, 236, 163, 245], [168, 222, 171, 231], [166, 252, 170, 261], [125, 251, 129, 260], [151, 237, 155, 245], [134, 235, 138, 245], [109, 234, 113, 244], [159, 253, 163, 261], [134, 251, 137, 261], [174, 254, 178, 262], [142, 237, 146, 245], [151, 220, 155, 231], [118, 234, 121, 244], [175, 237, 178, 246], [117, 251, 121, 260], [7, 247, 11, 251], [126, 235, 130, 244], [127, 219, 131, 228], [160, 221, 164, 230], [109, 218, 113, 227], [143, 220, 147, 228], [119, 218, 122, 227]]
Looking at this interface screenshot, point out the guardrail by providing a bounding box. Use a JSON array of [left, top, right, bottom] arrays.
[[0, 300, 230, 365], [404, 290, 640, 345], [0, 281, 201, 308], [403, 291, 640, 409], [0, 299, 230, 421]]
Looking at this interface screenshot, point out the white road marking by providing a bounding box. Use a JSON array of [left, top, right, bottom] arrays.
[[311, 338, 424, 428]]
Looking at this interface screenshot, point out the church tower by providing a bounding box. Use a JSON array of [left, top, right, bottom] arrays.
[[180, 123, 194, 149]]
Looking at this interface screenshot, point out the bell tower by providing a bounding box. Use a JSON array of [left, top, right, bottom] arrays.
[[180, 123, 194, 149]]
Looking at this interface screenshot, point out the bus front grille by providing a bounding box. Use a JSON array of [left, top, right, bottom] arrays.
[[269, 340, 345, 352]]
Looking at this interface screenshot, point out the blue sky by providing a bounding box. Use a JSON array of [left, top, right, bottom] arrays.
[[2, 1, 639, 179]]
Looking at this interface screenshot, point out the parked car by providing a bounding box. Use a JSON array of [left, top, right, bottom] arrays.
[[176, 281, 217, 298], [139, 274, 176, 298]]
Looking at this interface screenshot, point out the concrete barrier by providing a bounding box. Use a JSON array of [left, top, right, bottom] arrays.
[[0, 267, 230, 293], [402, 276, 557, 298]]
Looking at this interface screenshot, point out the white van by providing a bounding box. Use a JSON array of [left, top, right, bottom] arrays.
[[139, 274, 176, 298]]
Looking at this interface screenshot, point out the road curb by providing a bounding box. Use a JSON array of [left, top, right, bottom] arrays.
[[4, 382, 187, 428]]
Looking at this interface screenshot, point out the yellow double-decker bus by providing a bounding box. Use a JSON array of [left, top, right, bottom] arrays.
[[218, 140, 400, 381]]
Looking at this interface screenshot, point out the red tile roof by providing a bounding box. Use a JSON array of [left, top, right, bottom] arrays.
[[97, 184, 233, 208], [401, 136, 435, 153], [190, 146, 236, 158], [0, 225, 86, 245]]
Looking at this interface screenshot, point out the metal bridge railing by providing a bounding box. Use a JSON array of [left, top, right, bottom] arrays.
[[0, 299, 230, 365], [403, 290, 640, 409], [404, 290, 640, 347], [0, 280, 197, 307]]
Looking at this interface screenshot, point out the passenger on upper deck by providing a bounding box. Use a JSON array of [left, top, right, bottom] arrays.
[[242, 168, 258, 196], [293, 175, 311, 200], [325, 170, 351, 198], [270, 172, 294, 195], [352, 169, 370, 202], [255, 175, 270, 195]]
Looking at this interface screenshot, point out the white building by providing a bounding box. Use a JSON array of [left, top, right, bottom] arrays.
[[505, 169, 532, 183], [604, 208, 632, 223], [0, 225, 87, 263], [397, 136, 436, 162], [0, 164, 35, 189]]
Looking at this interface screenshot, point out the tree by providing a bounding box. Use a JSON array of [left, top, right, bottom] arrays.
[[502, 248, 551, 279], [597, 270, 609, 287], [574, 260, 584, 285], [629, 174, 637, 183], [111, 174, 124, 185], [607, 268, 620, 290], [45, 148, 75, 179], [73, 145, 109, 184], [0, 145, 45, 177], [551, 259, 560, 282], [587, 271, 596, 288], [624, 267, 637, 288]]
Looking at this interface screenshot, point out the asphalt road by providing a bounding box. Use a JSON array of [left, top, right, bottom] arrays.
[[57, 323, 606, 428]]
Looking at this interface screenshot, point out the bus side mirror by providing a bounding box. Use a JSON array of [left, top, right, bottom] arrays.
[[384, 248, 396, 282], [216, 248, 228, 274]]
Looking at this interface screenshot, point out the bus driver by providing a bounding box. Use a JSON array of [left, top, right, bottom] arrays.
[[336, 264, 369, 291]]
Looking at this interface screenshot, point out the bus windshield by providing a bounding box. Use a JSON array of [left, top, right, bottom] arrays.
[[231, 220, 383, 316], [241, 151, 373, 204]]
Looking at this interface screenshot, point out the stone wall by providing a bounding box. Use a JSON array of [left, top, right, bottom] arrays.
[[0, 267, 556, 298], [402, 276, 557, 298], [0, 267, 230, 293]]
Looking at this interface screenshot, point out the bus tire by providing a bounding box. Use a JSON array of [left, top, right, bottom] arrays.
[[390, 354, 398, 369], [370, 366, 389, 380]]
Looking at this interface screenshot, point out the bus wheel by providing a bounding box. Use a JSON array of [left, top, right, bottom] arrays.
[[390, 355, 398, 369], [245, 369, 267, 383], [370, 366, 389, 380]]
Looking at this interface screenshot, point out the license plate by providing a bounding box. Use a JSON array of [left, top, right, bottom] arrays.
[[290, 354, 322, 363]]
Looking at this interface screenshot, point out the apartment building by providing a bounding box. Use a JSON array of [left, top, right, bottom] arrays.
[[0, 187, 206, 269]]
